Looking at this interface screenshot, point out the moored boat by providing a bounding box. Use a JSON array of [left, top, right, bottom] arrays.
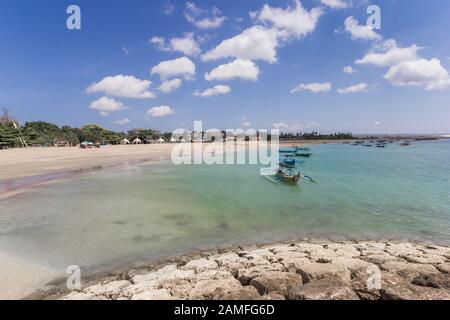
[[295, 152, 313, 157]]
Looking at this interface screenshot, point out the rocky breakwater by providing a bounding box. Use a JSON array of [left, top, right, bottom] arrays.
[[59, 241, 450, 300]]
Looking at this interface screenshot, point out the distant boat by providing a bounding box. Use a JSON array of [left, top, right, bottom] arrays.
[[294, 145, 311, 151], [279, 148, 298, 153], [375, 144, 386, 148], [362, 144, 373, 147], [400, 142, 410, 146], [295, 152, 313, 157]]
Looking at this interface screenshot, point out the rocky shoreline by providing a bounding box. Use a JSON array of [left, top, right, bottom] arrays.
[[55, 240, 450, 300]]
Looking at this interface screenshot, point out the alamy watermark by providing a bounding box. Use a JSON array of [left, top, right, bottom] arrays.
[[66, 5, 81, 30], [170, 121, 280, 175], [66, 265, 81, 290]]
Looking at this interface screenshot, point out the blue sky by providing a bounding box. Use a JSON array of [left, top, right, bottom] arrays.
[[0, 0, 450, 134]]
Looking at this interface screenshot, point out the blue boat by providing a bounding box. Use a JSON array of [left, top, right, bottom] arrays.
[[279, 148, 298, 153]]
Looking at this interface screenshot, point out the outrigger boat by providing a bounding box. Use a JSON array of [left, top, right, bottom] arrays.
[[294, 145, 311, 151], [276, 168, 301, 184], [261, 167, 316, 185], [279, 148, 298, 153], [279, 157, 304, 168], [295, 152, 313, 157]]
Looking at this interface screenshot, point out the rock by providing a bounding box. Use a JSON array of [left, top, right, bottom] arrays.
[[381, 284, 450, 300], [354, 242, 387, 253], [131, 265, 194, 284], [385, 243, 422, 258], [239, 249, 274, 260], [219, 286, 261, 300], [276, 253, 310, 273], [181, 258, 218, 273], [437, 263, 450, 274], [361, 253, 404, 265], [237, 263, 284, 285], [212, 253, 246, 275], [60, 291, 105, 300], [380, 261, 439, 280], [351, 271, 403, 300], [131, 289, 172, 300], [308, 248, 341, 263], [325, 243, 361, 258], [296, 262, 351, 283], [295, 243, 325, 253], [331, 257, 371, 275], [291, 277, 359, 300], [260, 292, 286, 300], [249, 271, 303, 298], [411, 274, 450, 290], [193, 270, 235, 281], [265, 244, 300, 254], [189, 278, 243, 300], [122, 280, 160, 297], [403, 254, 447, 265], [84, 280, 131, 298]]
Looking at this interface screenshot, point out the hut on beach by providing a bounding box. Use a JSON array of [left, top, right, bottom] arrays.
[[121, 138, 130, 145], [132, 138, 142, 144], [169, 138, 177, 143], [157, 138, 165, 143]]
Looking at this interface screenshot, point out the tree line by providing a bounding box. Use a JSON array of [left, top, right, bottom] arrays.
[[0, 109, 168, 149], [1, 109, 354, 149]]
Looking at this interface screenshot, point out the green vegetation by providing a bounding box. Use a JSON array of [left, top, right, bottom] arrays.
[[1, 109, 355, 149], [280, 131, 354, 140]]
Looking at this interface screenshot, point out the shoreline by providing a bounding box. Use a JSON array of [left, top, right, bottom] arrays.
[[0, 140, 332, 199], [38, 238, 450, 300]]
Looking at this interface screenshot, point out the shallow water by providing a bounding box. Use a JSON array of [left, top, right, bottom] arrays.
[[0, 140, 449, 280]]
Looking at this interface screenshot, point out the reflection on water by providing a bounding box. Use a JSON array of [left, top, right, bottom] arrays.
[[0, 140, 449, 278]]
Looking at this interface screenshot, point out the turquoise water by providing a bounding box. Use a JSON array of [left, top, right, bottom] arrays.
[[0, 140, 449, 276]]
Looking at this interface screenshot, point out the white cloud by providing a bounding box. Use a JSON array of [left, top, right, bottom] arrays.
[[320, 0, 349, 9], [202, 1, 322, 64], [158, 78, 182, 93], [194, 85, 231, 97], [242, 122, 252, 127], [343, 66, 356, 74], [338, 83, 369, 94], [291, 82, 332, 93], [122, 47, 130, 55], [150, 33, 201, 56], [356, 40, 420, 67], [205, 59, 260, 81], [272, 122, 289, 129], [89, 97, 124, 116], [151, 57, 196, 80], [384, 58, 450, 90], [374, 121, 380, 126], [87, 75, 155, 99], [252, 0, 323, 40], [356, 39, 450, 91], [344, 16, 382, 42], [115, 118, 130, 125], [147, 106, 175, 117], [202, 25, 279, 63], [184, 2, 226, 29]]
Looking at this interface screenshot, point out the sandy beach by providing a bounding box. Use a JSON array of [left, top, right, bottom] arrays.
[[0, 141, 336, 181]]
